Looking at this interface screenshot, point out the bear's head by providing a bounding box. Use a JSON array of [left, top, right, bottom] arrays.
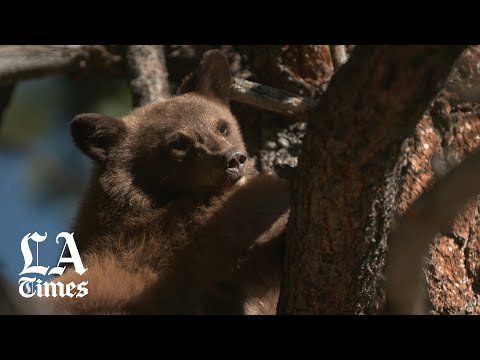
[[70, 50, 252, 208]]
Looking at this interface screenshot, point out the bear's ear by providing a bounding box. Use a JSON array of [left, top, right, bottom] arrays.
[[70, 113, 126, 163], [177, 49, 231, 104]]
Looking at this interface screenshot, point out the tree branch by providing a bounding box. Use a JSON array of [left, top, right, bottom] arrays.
[[0, 45, 316, 118], [385, 149, 480, 314], [0, 45, 123, 86], [124, 45, 171, 107], [231, 78, 317, 118]]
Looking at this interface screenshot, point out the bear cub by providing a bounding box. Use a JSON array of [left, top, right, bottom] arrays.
[[52, 50, 290, 314]]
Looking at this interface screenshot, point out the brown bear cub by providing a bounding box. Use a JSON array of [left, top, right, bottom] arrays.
[[52, 50, 290, 314]]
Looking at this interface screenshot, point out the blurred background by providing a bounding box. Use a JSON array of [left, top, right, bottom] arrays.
[[0, 75, 132, 282]]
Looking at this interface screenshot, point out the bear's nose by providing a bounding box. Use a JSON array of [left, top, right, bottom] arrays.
[[225, 149, 247, 175]]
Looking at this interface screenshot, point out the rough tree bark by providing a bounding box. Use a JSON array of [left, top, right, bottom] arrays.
[[377, 47, 480, 314], [239, 45, 333, 98], [277, 45, 466, 314], [406, 47, 480, 314], [233, 45, 333, 173], [386, 147, 480, 314]]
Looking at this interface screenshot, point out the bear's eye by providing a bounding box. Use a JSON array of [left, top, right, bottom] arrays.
[[169, 136, 190, 152], [219, 123, 228, 135]]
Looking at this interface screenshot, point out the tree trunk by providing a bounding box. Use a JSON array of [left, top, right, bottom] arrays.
[[277, 45, 466, 314]]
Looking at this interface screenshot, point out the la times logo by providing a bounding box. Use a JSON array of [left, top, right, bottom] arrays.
[[18, 232, 88, 299]]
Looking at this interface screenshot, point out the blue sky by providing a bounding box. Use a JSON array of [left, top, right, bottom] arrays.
[[0, 151, 77, 281]]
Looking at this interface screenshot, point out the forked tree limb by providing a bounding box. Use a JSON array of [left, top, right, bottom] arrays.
[[0, 45, 317, 117], [385, 149, 480, 314]]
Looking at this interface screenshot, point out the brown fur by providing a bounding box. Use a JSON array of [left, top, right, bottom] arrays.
[[52, 50, 289, 314]]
